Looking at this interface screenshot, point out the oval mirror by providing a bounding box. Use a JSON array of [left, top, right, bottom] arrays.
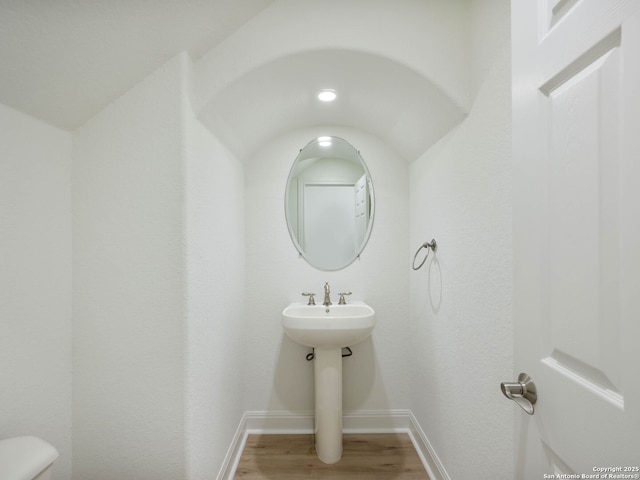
[[285, 136, 375, 270]]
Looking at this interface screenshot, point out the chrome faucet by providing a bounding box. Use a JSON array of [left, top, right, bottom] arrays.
[[323, 282, 332, 306]]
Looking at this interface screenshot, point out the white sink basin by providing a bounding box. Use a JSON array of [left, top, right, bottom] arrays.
[[282, 301, 375, 349]]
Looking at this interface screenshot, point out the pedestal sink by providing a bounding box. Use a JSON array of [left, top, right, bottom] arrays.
[[282, 301, 375, 464]]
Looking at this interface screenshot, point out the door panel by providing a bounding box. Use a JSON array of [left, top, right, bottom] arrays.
[[544, 41, 622, 401], [303, 184, 356, 268]]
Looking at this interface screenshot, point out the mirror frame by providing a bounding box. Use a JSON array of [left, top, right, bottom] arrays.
[[284, 136, 375, 271]]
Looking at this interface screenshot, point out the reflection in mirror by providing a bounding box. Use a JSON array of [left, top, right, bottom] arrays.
[[285, 136, 375, 271]]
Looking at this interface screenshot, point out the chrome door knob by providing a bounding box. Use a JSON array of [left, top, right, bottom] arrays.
[[501, 373, 537, 415]]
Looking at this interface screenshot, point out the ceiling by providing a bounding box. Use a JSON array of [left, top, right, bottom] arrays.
[[0, 0, 469, 161], [0, 0, 273, 130]]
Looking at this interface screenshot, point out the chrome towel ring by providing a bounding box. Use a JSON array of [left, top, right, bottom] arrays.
[[412, 239, 437, 270]]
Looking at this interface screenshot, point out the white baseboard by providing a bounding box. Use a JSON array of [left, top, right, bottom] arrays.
[[217, 410, 450, 480], [405, 410, 450, 480], [215, 414, 249, 480], [244, 410, 314, 433]]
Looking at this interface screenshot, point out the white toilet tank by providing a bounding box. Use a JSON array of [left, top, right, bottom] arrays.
[[0, 436, 59, 480]]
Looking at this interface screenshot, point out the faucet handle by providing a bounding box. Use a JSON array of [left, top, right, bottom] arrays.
[[338, 292, 352, 305], [302, 292, 316, 305]]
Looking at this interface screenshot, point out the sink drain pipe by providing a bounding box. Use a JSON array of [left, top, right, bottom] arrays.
[[306, 347, 352, 361]]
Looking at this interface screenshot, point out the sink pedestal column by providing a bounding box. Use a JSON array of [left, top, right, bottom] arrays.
[[313, 347, 343, 464]]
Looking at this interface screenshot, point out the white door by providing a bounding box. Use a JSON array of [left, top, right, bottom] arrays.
[[303, 184, 356, 269], [512, 0, 640, 477]]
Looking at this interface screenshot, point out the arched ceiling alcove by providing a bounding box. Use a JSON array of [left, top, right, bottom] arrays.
[[198, 48, 467, 162]]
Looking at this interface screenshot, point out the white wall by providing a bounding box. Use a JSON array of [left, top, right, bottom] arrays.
[[71, 51, 248, 480], [184, 63, 247, 479], [244, 127, 410, 414], [72, 55, 187, 480], [0, 103, 72, 480], [409, 1, 513, 478]]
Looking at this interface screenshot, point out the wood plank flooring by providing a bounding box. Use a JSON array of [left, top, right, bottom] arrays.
[[234, 433, 430, 479]]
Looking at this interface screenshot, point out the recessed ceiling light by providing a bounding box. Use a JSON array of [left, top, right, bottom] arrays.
[[318, 89, 337, 102]]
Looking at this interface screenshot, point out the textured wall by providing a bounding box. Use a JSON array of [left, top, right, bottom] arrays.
[[0, 103, 72, 480], [409, 1, 513, 478], [243, 127, 410, 414], [184, 64, 247, 479], [72, 55, 186, 480]]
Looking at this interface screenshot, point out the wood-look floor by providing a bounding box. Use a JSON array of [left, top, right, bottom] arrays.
[[233, 433, 430, 479]]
